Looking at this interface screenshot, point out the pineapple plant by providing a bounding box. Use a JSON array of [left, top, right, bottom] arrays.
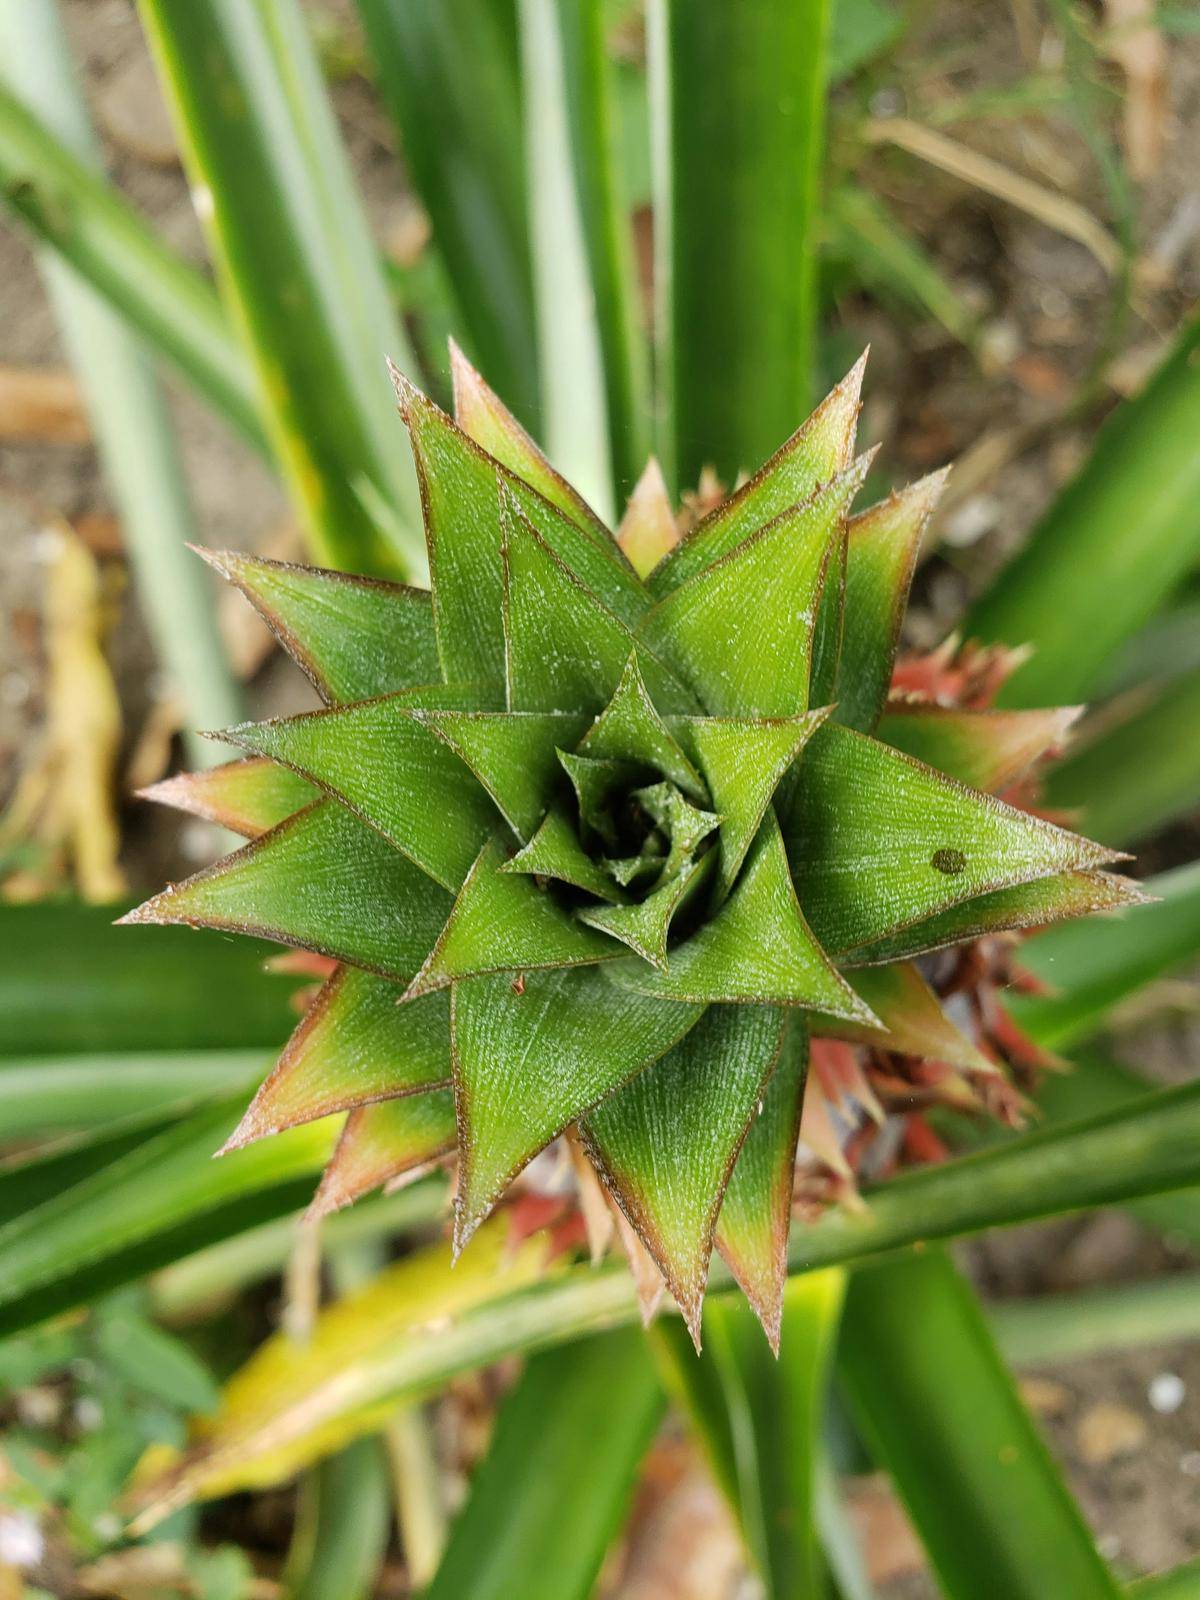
[[125, 344, 1140, 1350]]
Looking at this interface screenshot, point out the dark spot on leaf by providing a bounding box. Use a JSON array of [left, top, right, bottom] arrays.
[[931, 847, 966, 876]]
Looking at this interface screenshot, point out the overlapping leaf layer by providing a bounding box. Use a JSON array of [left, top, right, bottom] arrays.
[[128, 350, 1135, 1347]]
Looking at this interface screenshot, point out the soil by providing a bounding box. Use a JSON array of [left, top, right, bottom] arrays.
[[1, 1, 1197, 1593]]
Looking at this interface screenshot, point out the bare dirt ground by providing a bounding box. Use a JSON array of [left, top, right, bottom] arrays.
[[1, 1, 1197, 1593]]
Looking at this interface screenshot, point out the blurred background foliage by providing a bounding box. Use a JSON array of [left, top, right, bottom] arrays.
[[0, 0, 1198, 1595]]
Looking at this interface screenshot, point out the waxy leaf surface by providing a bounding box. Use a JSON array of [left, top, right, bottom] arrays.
[[413, 710, 589, 839], [640, 462, 870, 717], [878, 704, 1080, 794], [613, 814, 870, 1020], [122, 801, 451, 980], [844, 869, 1146, 967], [450, 340, 606, 541], [836, 472, 947, 731], [672, 711, 829, 897], [199, 550, 440, 704], [580, 1003, 787, 1346], [311, 1090, 456, 1217], [714, 1019, 809, 1350], [504, 804, 625, 902], [226, 969, 450, 1150], [407, 835, 618, 996], [503, 498, 688, 713], [451, 967, 703, 1244], [221, 691, 498, 891], [787, 724, 1119, 957], [140, 758, 317, 839], [649, 355, 864, 593], [579, 652, 706, 800]]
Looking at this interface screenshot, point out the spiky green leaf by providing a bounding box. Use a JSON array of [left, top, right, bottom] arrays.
[[122, 801, 451, 981], [579, 1003, 787, 1346], [199, 550, 441, 704], [452, 967, 703, 1245], [640, 460, 871, 716], [407, 835, 618, 996], [787, 724, 1120, 957], [650, 355, 865, 593], [221, 689, 499, 891], [845, 868, 1147, 967], [672, 710, 829, 897], [611, 813, 872, 1019], [836, 472, 947, 730], [413, 709, 589, 839], [140, 758, 318, 839], [878, 704, 1080, 794], [578, 651, 706, 800], [311, 1090, 456, 1217], [225, 969, 450, 1150], [714, 1018, 809, 1350], [502, 494, 689, 712]]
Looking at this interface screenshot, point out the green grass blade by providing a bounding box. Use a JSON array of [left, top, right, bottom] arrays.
[[654, 1272, 845, 1597], [650, 0, 830, 493], [990, 1272, 1200, 1368], [0, 84, 266, 453], [828, 0, 905, 78], [787, 1077, 1200, 1275], [1042, 669, 1200, 846], [967, 311, 1200, 705], [0, 0, 244, 766], [102, 1078, 1200, 1456], [1132, 1559, 1200, 1599], [283, 1437, 392, 1600], [0, 1096, 334, 1335], [0, 1051, 265, 1139], [138, 0, 424, 576], [355, 0, 538, 428], [117, 1080, 1200, 1521], [838, 1250, 1122, 1600], [1007, 1050, 1200, 1257], [826, 184, 980, 349], [1011, 861, 1200, 1050], [0, 901, 296, 1056], [554, 0, 651, 502], [426, 1328, 663, 1600], [149, 1183, 444, 1319], [517, 0, 614, 521]]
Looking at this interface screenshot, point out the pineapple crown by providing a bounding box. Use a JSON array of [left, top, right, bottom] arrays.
[[126, 343, 1138, 1350]]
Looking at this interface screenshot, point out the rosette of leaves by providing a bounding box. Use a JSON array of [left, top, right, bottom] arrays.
[[126, 347, 1137, 1349]]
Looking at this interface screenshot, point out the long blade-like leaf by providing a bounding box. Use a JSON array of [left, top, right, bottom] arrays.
[[0, 82, 265, 452], [839, 1250, 1122, 1600], [649, 0, 830, 492], [517, 0, 614, 520], [426, 1329, 664, 1600], [1012, 861, 1200, 1050], [98, 1078, 1200, 1466], [138, 0, 423, 575], [1041, 669, 1200, 847], [553, 0, 650, 501], [0, 0, 243, 766], [968, 311, 1200, 705], [654, 1272, 845, 1598], [0, 1095, 334, 1334], [0, 901, 294, 1055], [355, 0, 538, 427]]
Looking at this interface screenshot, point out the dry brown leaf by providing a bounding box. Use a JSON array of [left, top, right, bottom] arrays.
[[1, 522, 126, 902], [0, 364, 88, 443], [1076, 1401, 1148, 1465], [1104, 0, 1167, 180]]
